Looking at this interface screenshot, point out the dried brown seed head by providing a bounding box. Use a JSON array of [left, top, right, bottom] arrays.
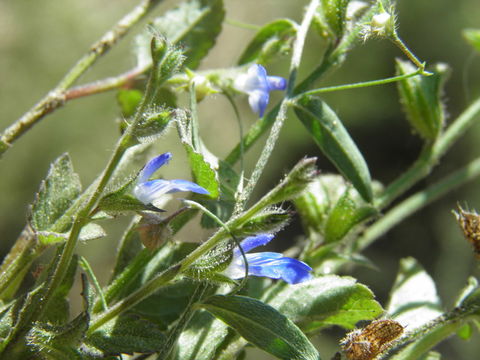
[[341, 319, 404, 360], [453, 205, 480, 259]]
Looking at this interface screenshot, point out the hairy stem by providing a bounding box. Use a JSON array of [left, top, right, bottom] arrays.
[[0, 0, 163, 157], [235, 0, 319, 211], [357, 156, 480, 251], [377, 96, 480, 209]]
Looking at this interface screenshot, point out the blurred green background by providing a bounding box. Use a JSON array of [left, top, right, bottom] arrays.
[[1, 0, 480, 358]]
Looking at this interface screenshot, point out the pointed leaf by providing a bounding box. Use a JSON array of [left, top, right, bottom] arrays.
[[396, 60, 448, 141], [201, 295, 321, 360], [173, 310, 229, 360], [117, 89, 143, 118], [31, 153, 81, 231], [324, 188, 377, 243], [185, 145, 219, 199], [294, 96, 373, 202], [137, 0, 225, 69], [238, 19, 297, 65], [86, 315, 166, 356], [387, 257, 442, 331], [265, 276, 383, 331]]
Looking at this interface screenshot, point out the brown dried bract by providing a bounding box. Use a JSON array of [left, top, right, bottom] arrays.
[[341, 319, 404, 360], [454, 205, 480, 258]]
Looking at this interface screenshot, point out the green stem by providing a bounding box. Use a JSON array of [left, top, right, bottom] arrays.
[[376, 96, 480, 209], [224, 4, 379, 166], [297, 70, 422, 98], [3, 38, 162, 352], [236, 0, 319, 210], [89, 159, 310, 327], [64, 67, 145, 100], [357, 156, 480, 251], [88, 264, 181, 333], [391, 31, 430, 75], [225, 18, 261, 31], [189, 82, 201, 152], [0, 0, 163, 157], [80, 256, 108, 312], [388, 306, 478, 360]]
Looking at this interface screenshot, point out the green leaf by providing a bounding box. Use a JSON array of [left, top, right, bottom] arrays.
[[173, 310, 229, 360], [185, 145, 219, 199], [396, 60, 448, 141], [37, 223, 106, 245], [30, 153, 81, 231], [324, 188, 377, 243], [238, 19, 297, 65], [138, 0, 225, 69], [419, 352, 442, 360], [117, 89, 143, 118], [265, 276, 383, 331], [454, 277, 480, 340], [264, 157, 319, 206], [387, 257, 443, 331], [111, 217, 143, 279], [201, 295, 321, 360], [314, 0, 349, 39], [98, 185, 162, 214], [130, 279, 198, 330], [294, 96, 373, 202], [201, 160, 240, 228], [233, 209, 291, 237], [27, 321, 87, 360], [463, 28, 480, 53], [294, 174, 349, 236], [86, 315, 166, 356]]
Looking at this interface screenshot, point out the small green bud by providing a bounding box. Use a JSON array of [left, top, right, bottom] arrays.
[[294, 174, 349, 236], [233, 209, 291, 238], [396, 59, 449, 141], [314, 0, 349, 40], [265, 157, 319, 206], [360, 3, 396, 40], [150, 35, 167, 64]]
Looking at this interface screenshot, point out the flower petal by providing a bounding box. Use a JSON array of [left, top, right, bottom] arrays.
[[134, 178, 209, 205], [248, 90, 269, 117], [267, 76, 287, 91], [164, 179, 210, 195], [236, 234, 275, 255], [248, 257, 312, 284], [138, 153, 172, 183]]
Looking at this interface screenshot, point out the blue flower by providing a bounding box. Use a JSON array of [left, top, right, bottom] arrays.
[[234, 64, 287, 117], [134, 152, 209, 205], [223, 234, 312, 284]]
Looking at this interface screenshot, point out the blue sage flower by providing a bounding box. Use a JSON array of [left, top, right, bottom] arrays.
[[134, 152, 209, 205], [234, 64, 287, 117], [223, 234, 312, 284]]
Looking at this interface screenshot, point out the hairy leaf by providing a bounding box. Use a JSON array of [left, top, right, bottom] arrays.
[[137, 0, 225, 69], [265, 276, 383, 331], [238, 19, 297, 65], [30, 153, 81, 232], [387, 257, 442, 331], [294, 96, 373, 202], [173, 310, 229, 360], [202, 295, 321, 360]]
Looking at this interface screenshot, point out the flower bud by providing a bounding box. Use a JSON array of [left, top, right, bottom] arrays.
[[396, 59, 448, 141]]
